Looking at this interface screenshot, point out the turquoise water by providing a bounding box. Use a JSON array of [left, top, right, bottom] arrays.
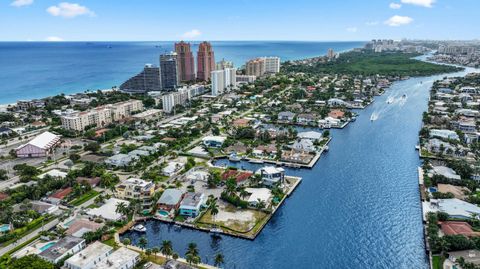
[[39, 241, 56, 252], [0, 41, 364, 104], [158, 210, 169, 216], [0, 224, 10, 233]]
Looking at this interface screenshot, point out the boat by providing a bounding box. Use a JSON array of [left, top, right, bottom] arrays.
[[386, 97, 394, 104], [350, 116, 356, 122], [132, 224, 147, 232], [210, 228, 223, 234], [228, 153, 241, 162], [249, 159, 264, 164], [402, 94, 407, 98], [324, 146, 329, 152], [415, 144, 420, 150]]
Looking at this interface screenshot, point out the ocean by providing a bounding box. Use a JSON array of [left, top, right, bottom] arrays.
[[0, 41, 364, 104]]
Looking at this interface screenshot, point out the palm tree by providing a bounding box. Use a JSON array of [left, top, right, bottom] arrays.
[[209, 199, 219, 225], [186, 242, 199, 257], [115, 202, 128, 217], [138, 236, 148, 250], [145, 248, 152, 257], [160, 240, 173, 258], [239, 188, 249, 200], [256, 199, 266, 209], [122, 238, 131, 246], [152, 246, 160, 259], [214, 253, 225, 268]]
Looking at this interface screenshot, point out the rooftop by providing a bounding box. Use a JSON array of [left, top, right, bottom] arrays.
[[65, 241, 113, 268], [39, 236, 84, 261], [96, 247, 140, 269]]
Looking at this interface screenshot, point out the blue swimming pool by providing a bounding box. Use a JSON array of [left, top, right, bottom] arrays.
[[0, 224, 10, 233], [39, 242, 56, 252], [158, 210, 169, 216]]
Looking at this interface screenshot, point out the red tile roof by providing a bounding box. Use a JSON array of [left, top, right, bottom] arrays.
[[441, 221, 480, 237], [50, 187, 73, 200]]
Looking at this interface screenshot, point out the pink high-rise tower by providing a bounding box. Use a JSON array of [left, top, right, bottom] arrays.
[[196, 41, 215, 81], [175, 41, 195, 82]]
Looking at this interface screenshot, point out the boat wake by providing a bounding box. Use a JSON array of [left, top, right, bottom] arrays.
[[370, 112, 379, 121]]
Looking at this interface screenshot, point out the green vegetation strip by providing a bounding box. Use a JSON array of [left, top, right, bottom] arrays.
[[70, 190, 99, 206], [2, 234, 40, 258], [0, 216, 54, 248], [432, 255, 444, 269], [283, 51, 462, 76]]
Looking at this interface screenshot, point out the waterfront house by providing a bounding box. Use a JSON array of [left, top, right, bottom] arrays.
[[430, 166, 461, 181], [328, 109, 345, 120], [65, 218, 105, 238], [245, 188, 272, 207], [297, 131, 323, 141], [222, 170, 253, 183], [39, 236, 85, 264], [162, 162, 185, 177], [281, 150, 313, 165], [16, 131, 61, 158], [202, 136, 227, 148], [432, 198, 480, 219], [157, 189, 184, 212], [179, 192, 206, 218], [455, 108, 480, 117], [278, 111, 295, 122], [291, 139, 316, 153], [429, 129, 460, 140], [327, 98, 348, 107], [96, 247, 140, 269], [444, 250, 480, 269], [440, 221, 480, 237], [258, 166, 285, 187], [319, 117, 341, 128], [64, 241, 113, 269]]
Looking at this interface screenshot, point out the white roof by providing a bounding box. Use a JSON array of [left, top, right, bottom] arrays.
[[86, 198, 130, 221], [437, 198, 480, 218], [246, 188, 272, 203], [38, 169, 68, 179], [96, 247, 140, 269], [20, 131, 60, 150], [297, 131, 322, 140], [65, 241, 113, 268], [202, 136, 227, 143], [259, 166, 284, 174], [432, 166, 461, 180]]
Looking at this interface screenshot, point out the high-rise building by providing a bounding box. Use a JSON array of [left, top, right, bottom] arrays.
[[175, 41, 195, 82], [264, 57, 281, 73], [245, 58, 266, 77], [327, 48, 336, 59], [245, 57, 280, 77], [211, 68, 236, 96], [119, 64, 161, 93], [215, 58, 234, 70], [160, 52, 178, 90], [197, 42, 215, 81], [161, 85, 206, 113]]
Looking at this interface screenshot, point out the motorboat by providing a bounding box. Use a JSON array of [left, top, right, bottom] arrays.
[[210, 228, 223, 234], [415, 144, 420, 150], [132, 224, 147, 232], [228, 153, 241, 162]]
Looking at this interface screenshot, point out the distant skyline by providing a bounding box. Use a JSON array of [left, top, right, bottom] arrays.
[[1, 0, 479, 41]]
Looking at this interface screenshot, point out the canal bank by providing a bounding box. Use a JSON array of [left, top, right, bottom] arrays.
[[122, 65, 479, 269]]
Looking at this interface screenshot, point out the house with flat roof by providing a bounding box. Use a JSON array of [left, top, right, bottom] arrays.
[[257, 166, 285, 187], [432, 198, 480, 219], [86, 198, 130, 221], [38, 169, 68, 180], [430, 166, 461, 181], [430, 129, 460, 140], [64, 241, 113, 269], [16, 131, 61, 158], [297, 131, 323, 141], [96, 247, 140, 269], [202, 136, 227, 148], [245, 188, 272, 207], [105, 154, 138, 168], [179, 192, 206, 218], [38, 236, 85, 264], [162, 162, 185, 177], [444, 249, 480, 269]]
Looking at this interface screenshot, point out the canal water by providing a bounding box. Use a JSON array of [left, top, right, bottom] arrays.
[[122, 65, 479, 268]]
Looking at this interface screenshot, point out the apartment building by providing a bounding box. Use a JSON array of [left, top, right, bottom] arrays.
[[115, 178, 156, 210]]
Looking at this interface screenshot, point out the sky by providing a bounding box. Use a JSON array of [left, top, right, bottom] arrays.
[[1, 0, 479, 41]]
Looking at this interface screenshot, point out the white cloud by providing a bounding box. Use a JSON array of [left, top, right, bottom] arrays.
[[181, 29, 202, 39], [47, 2, 95, 18], [10, 0, 33, 7], [346, 27, 358, 33], [45, 36, 64, 42], [366, 21, 379, 26], [389, 2, 402, 9], [384, 15, 413, 26], [401, 0, 435, 7]]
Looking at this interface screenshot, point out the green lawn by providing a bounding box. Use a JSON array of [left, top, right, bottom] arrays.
[[70, 190, 99, 206], [432, 255, 444, 269]]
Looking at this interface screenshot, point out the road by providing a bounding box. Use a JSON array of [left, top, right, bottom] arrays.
[[0, 218, 60, 257]]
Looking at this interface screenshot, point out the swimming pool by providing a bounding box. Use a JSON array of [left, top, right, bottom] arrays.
[[0, 224, 10, 233], [158, 210, 169, 217], [39, 241, 56, 252]]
